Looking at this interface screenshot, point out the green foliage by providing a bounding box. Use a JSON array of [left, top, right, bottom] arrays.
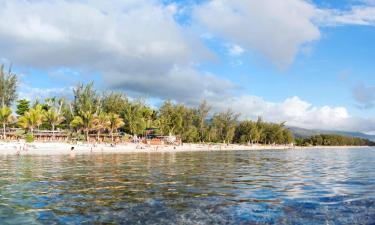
[[234, 119, 293, 145], [122, 100, 152, 135], [0, 106, 13, 125], [102, 92, 128, 114], [194, 100, 211, 142], [108, 113, 125, 141], [3, 81, 370, 146], [0, 106, 14, 138], [157, 101, 183, 135], [94, 112, 110, 140], [18, 105, 45, 133], [15, 129, 25, 138], [235, 120, 259, 144], [16, 99, 30, 116], [25, 133, 34, 143], [44, 108, 65, 137], [70, 110, 97, 141], [295, 134, 375, 146], [210, 109, 239, 144], [0, 64, 18, 107], [72, 82, 100, 115]]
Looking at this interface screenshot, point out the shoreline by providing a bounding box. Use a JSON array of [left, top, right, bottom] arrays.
[[0, 141, 371, 156]]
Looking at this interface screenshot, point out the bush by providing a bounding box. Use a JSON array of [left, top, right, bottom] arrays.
[[15, 129, 25, 138], [25, 133, 34, 143]]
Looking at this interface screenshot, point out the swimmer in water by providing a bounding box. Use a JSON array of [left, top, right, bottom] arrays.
[[70, 146, 76, 158]]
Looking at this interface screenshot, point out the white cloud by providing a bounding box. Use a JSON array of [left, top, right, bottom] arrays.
[[213, 95, 375, 133], [1, 0, 375, 133], [0, 0, 228, 103], [227, 44, 245, 56], [317, 6, 375, 26], [18, 85, 73, 102], [193, 0, 321, 67], [104, 66, 236, 105]]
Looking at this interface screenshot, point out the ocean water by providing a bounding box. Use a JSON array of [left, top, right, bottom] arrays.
[[0, 148, 374, 224]]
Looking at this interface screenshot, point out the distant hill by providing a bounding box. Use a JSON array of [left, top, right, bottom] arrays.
[[287, 126, 375, 141]]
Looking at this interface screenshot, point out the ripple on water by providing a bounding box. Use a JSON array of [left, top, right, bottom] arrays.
[[0, 148, 374, 224]]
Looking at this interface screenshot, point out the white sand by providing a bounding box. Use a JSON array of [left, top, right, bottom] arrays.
[[0, 141, 297, 155], [0, 141, 369, 156]]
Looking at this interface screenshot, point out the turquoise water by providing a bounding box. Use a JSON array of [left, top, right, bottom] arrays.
[[0, 148, 374, 224]]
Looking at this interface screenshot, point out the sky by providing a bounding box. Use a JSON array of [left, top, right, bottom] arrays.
[[0, 0, 375, 133]]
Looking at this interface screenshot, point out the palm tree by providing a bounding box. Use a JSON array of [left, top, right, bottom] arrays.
[[0, 106, 15, 139], [70, 110, 96, 142], [108, 113, 124, 142], [94, 112, 110, 142], [18, 105, 45, 135], [44, 108, 65, 140]]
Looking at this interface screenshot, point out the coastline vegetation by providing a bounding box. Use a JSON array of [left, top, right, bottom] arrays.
[[295, 134, 375, 147], [0, 64, 374, 146]]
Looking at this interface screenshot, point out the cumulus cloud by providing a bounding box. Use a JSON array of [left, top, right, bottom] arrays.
[[0, 0, 229, 103], [105, 66, 236, 105], [213, 95, 375, 133], [1, 0, 375, 132], [193, 0, 321, 67]]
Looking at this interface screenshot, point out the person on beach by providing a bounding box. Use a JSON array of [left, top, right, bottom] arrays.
[[70, 146, 76, 158]]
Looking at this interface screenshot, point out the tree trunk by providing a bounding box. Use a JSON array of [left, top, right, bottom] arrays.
[[52, 124, 55, 141], [2, 123, 6, 140], [85, 129, 89, 143], [110, 129, 114, 143], [97, 130, 101, 143]]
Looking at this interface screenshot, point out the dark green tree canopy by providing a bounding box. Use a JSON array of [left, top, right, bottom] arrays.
[[16, 99, 30, 116]]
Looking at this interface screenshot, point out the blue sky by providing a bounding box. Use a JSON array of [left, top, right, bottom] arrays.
[[0, 0, 375, 132]]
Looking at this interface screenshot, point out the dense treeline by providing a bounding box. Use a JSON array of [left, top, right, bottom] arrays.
[[0, 65, 294, 144], [295, 134, 375, 146], [5, 65, 373, 146]]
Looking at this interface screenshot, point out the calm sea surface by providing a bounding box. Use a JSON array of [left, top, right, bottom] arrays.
[[0, 148, 375, 224]]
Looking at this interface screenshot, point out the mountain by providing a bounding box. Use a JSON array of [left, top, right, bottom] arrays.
[[287, 126, 375, 141]]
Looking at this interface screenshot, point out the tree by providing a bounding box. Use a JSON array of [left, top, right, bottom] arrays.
[[157, 101, 183, 136], [16, 99, 30, 116], [180, 107, 199, 142], [235, 120, 260, 144], [18, 105, 45, 134], [102, 92, 128, 114], [94, 112, 110, 142], [194, 100, 211, 142], [282, 129, 294, 144], [69, 83, 101, 142], [122, 100, 148, 135], [72, 82, 100, 115], [0, 106, 15, 139], [44, 108, 65, 140], [108, 113, 125, 142], [70, 110, 97, 142], [0, 65, 18, 107], [211, 109, 239, 144], [142, 106, 156, 129]]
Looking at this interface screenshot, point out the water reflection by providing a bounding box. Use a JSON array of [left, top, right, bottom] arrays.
[[1, 148, 375, 224]]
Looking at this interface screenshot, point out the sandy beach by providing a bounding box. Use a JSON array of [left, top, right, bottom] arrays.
[[0, 141, 369, 155]]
